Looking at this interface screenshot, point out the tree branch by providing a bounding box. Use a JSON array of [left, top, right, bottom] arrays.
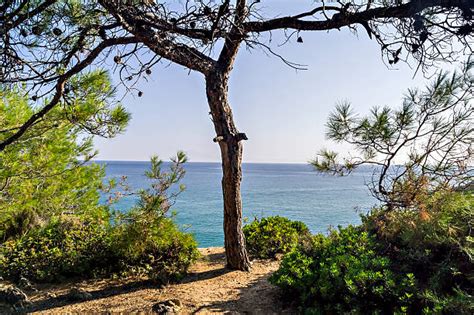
[[99, 0, 216, 75], [0, 36, 139, 152], [8, 0, 58, 29], [244, 0, 472, 33]]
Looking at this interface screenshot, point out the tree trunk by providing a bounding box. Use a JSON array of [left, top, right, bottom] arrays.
[[205, 70, 251, 271]]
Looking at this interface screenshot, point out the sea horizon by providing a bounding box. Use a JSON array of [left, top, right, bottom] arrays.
[[92, 159, 310, 165], [98, 161, 377, 247]]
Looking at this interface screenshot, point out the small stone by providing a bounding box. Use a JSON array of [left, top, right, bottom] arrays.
[[46, 292, 57, 299], [152, 303, 174, 314], [66, 287, 92, 301], [152, 299, 182, 314]]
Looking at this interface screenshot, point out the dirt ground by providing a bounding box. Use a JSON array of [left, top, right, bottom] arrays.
[[12, 247, 297, 314]]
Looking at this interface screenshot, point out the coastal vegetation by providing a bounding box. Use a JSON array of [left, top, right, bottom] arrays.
[[0, 1, 472, 313], [0, 85, 198, 284], [270, 191, 473, 314], [243, 216, 311, 259], [269, 62, 474, 313], [2, 0, 472, 270], [311, 60, 473, 209], [0, 71, 128, 242]]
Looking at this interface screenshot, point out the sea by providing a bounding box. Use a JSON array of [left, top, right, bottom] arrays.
[[97, 161, 378, 247]]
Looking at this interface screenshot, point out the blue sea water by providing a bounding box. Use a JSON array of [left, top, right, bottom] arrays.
[[98, 161, 377, 247]]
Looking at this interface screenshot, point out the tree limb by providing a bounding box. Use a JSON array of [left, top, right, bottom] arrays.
[[0, 36, 139, 152], [244, 0, 472, 33]]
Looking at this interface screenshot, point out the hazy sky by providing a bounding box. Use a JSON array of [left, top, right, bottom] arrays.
[[94, 1, 443, 163]]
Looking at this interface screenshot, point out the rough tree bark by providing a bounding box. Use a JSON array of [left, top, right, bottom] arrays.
[[206, 69, 251, 271], [95, 0, 253, 271], [204, 0, 251, 269]]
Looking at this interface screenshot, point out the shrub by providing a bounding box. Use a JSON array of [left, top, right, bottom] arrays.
[[271, 192, 474, 314], [0, 88, 198, 284], [270, 225, 417, 314], [111, 214, 199, 283], [0, 153, 199, 284], [243, 216, 311, 259], [362, 191, 474, 314], [109, 152, 199, 282], [0, 214, 199, 283], [0, 216, 116, 282]]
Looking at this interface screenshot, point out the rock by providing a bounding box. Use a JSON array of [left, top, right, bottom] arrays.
[[0, 284, 28, 306], [46, 292, 57, 299], [152, 303, 174, 314], [152, 299, 182, 314], [66, 287, 92, 301]]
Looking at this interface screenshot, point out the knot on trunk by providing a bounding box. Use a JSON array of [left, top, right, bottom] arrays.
[[213, 133, 248, 143], [213, 135, 225, 143], [235, 133, 248, 141]]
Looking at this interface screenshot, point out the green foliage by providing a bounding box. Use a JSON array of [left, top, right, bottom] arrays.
[[270, 225, 417, 314], [0, 216, 116, 282], [110, 152, 199, 282], [271, 192, 474, 314], [0, 87, 197, 284], [65, 70, 130, 137], [0, 72, 128, 241], [0, 213, 198, 283], [243, 216, 310, 259], [111, 216, 198, 283], [311, 61, 473, 207], [0, 154, 199, 283], [137, 152, 187, 215], [363, 191, 474, 314], [301, 61, 473, 313], [9, 0, 108, 61]]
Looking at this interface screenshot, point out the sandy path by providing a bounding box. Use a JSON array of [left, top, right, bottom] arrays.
[[19, 248, 296, 314]]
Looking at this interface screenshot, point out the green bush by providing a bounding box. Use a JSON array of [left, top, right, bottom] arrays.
[[0, 150, 199, 284], [0, 216, 116, 282], [0, 87, 198, 284], [271, 192, 474, 314], [243, 216, 311, 259], [270, 225, 417, 314], [111, 214, 199, 283], [0, 214, 199, 283], [362, 191, 474, 314], [109, 152, 199, 282]]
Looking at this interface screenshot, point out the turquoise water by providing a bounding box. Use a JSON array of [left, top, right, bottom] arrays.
[[98, 161, 377, 247]]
